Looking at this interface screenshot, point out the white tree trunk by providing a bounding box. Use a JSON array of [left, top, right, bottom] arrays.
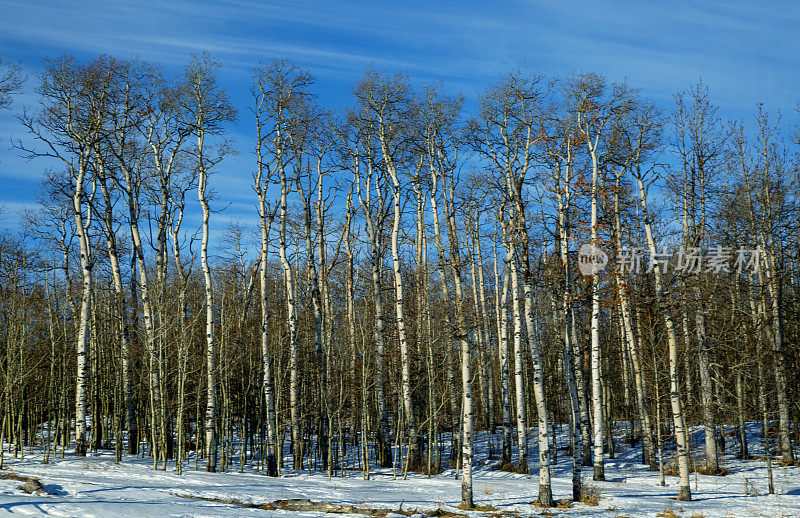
[[72, 160, 91, 457], [496, 244, 513, 465], [696, 307, 719, 472], [198, 147, 217, 473], [258, 198, 278, 476], [589, 149, 605, 481], [509, 252, 528, 472], [557, 178, 582, 500], [612, 174, 656, 469], [278, 163, 302, 470], [388, 167, 419, 468], [635, 175, 692, 500], [459, 313, 474, 509], [522, 282, 553, 504]]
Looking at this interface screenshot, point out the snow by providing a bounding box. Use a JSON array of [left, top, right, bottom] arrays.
[[1, 424, 799, 517]]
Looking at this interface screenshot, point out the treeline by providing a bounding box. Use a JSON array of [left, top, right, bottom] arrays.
[[0, 54, 798, 507]]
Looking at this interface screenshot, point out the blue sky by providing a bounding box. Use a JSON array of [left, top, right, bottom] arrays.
[[1, 0, 798, 236]]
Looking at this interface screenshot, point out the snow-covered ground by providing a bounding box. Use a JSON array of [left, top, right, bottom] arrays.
[[1, 424, 798, 517]]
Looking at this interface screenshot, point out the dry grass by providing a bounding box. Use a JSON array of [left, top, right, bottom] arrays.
[[662, 458, 728, 477], [175, 495, 421, 517], [427, 508, 467, 517], [656, 509, 680, 518], [555, 499, 573, 509], [456, 503, 496, 512], [579, 483, 602, 506], [422, 465, 443, 476], [746, 454, 798, 465], [0, 472, 39, 484], [493, 461, 528, 474], [694, 461, 729, 476], [483, 483, 502, 495]]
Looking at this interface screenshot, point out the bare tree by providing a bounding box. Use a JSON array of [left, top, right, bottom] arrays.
[[469, 71, 553, 505], [0, 57, 24, 110], [18, 56, 114, 456], [182, 52, 236, 472], [627, 101, 693, 501]]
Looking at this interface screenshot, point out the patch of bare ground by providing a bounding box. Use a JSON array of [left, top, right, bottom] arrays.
[[178, 494, 515, 517], [662, 458, 729, 476], [492, 461, 527, 474], [0, 472, 50, 495]]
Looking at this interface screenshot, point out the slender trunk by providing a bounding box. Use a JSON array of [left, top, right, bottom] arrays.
[[611, 176, 655, 469], [736, 370, 748, 460], [764, 251, 794, 464], [198, 140, 217, 473], [298, 173, 328, 471], [430, 180, 460, 461], [619, 292, 656, 469], [442, 178, 473, 508], [523, 279, 553, 504], [97, 175, 136, 456], [589, 149, 604, 481], [72, 159, 91, 457], [635, 173, 691, 500], [278, 163, 302, 470], [509, 251, 528, 472], [497, 244, 513, 465], [695, 303, 719, 473], [388, 169, 420, 469], [758, 356, 775, 494], [370, 242, 392, 468], [258, 201, 278, 476], [557, 174, 582, 500]]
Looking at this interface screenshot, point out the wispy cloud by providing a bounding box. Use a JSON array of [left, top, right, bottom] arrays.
[[1, 0, 798, 234]]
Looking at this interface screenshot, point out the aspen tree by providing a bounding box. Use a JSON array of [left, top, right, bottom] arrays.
[[353, 74, 394, 467], [410, 147, 436, 473], [183, 52, 236, 472], [425, 92, 474, 508], [252, 72, 279, 476], [469, 72, 552, 504], [740, 110, 795, 465], [628, 102, 693, 501], [361, 73, 421, 470], [494, 213, 514, 466], [252, 60, 312, 471], [569, 73, 632, 481], [297, 118, 332, 471], [18, 56, 112, 457], [671, 83, 728, 474], [610, 168, 656, 469], [169, 187, 195, 473], [544, 121, 584, 499]]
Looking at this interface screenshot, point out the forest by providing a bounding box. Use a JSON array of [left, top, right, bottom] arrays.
[[0, 52, 798, 511]]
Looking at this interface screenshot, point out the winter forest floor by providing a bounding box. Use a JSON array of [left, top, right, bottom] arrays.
[[0, 423, 798, 517]]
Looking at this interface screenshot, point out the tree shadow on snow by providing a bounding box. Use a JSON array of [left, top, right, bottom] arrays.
[[42, 483, 67, 496]]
